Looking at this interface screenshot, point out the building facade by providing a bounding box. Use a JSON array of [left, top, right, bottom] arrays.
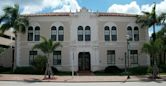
[[0, 30, 15, 67], [16, 8, 150, 72]]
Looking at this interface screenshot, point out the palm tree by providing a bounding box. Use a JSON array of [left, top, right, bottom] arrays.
[[142, 39, 163, 79], [136, 2, 166, 79], [156, 26, 166, 64], [0, 4, 29, 70], [136, 3, 165, 41], [33, 36, 61, 79]]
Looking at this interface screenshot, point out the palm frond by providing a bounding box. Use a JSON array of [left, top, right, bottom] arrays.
[[33, 36, 61, 54]]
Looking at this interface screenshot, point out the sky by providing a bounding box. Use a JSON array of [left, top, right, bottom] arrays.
[[0, 0, 165, 36]]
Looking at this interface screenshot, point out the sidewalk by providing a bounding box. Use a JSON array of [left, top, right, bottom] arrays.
[[0, 74, 166, 82]]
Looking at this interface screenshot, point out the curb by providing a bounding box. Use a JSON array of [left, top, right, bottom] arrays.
[[0, 79, 165, 83]]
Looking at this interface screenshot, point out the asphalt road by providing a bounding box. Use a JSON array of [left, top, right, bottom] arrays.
[[0, 81, 166, 86]]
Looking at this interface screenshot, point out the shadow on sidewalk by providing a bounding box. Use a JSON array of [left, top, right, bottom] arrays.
[[133, 75, 166, 83], [23, 78, 42, 83]]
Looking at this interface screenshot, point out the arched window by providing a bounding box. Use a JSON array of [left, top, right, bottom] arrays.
[[134, 27, 139, 41], [28, 26, 33, 41], [111, 26, 117, 41], [104, 26, 110, 41], [34, 26, 40, 41], [85, 26, 91, 41], [127, 26, 132, 41], [78, 26, 83, 41], [58, 26, 64, 41], [51, 26, 57, 41]]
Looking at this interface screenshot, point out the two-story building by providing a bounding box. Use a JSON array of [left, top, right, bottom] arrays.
[[16, 8, 150, 72]]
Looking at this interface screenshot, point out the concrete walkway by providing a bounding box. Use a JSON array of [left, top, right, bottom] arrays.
[[0, 74, 166, 82]]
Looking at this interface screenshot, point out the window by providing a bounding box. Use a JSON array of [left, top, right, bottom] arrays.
[[127, 26, 132, 41], [104, 26, 110, 41], [78, 26, 83, 41], [34, 26, 40, 41], [134, 27, 139, 41], [107, 50, 115, 65], [111, 26, 117, 41], [51, 26, 57, 41], [130, 50, 138, 64], [58, 26, 64, 41], [53, 51, 61, 65], [85, 26, 91, 41], [28, 26, 33, 41], [29, 51, 37, 65]]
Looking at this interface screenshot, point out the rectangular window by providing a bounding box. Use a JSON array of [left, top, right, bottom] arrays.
[[111, 29, 117, 41], [85, 30, 91, 41], [130, 50, 138, 64], [105, 35, 110, 41], [134, 30, 139, 41], [111, 35, 117, 41], [29, 51, 37, 65], [51, 30, 57, 41], [78, 35, 83, 41], [107, 50, 115, 65], [35, 30, 40, 41], [58, 30, 64, 41], [78, 30, 83, 41], [28, 30, 33, 41], [53, 51, 61, 65]]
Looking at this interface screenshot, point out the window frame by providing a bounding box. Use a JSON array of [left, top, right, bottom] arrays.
[[58, 26, 64, 41], [29, 51, 37, 65], [104, 26, 110, 41], [27, 26, 33, 41], [130, 50, 138, 64], [85, 26, 91, 41], [134, 26, 139, 41], [127, 26, 133, 41], [53, 51, 61, 65], [34, 26, 40, 41], [51, 26, 57, 41], [107, 50, 116, 65], [111, 26, 117, 41], [77, 26, 84, 41]]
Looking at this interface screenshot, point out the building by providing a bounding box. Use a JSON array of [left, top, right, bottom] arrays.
[[16, 8, 150, 72], [0, 30, 15, 67]]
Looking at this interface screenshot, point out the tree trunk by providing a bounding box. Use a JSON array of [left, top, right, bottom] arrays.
[[152, 56, 159, 79], [153, 24, 156, 41], [13, 33, 17, 72], [44, 53, 53, 79]]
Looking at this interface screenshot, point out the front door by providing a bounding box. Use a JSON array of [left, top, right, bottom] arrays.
[[78, 52, 91, 71]]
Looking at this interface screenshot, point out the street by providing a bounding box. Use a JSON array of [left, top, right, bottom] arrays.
[[0, 81, 166, 86]]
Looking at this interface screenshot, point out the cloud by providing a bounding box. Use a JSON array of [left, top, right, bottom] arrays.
[[53, 0, 81, 12], [0, 0, 14, 15], [107, 0, 166, 15], [21, 0, 81, 14], [107, 1, 141, 14], [141, 0, 166, 15]]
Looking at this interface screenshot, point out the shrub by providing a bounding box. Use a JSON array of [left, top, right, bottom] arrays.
[[0, 66, 12, 73], [104, 66, 122, 73], [51, 67, 58, 74], [147, 66, 152, 73], [128, 66, 148, 75], [14, 67, 37, 74], [159, 65, 166, 73], [31, 55, 47, 74]]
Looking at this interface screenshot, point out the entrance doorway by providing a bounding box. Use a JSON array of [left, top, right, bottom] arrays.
[[78, 52, 91, 71]]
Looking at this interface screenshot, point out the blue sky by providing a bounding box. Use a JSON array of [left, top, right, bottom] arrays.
[[0, 0, 165, 36], [77, 0, 163, 12]]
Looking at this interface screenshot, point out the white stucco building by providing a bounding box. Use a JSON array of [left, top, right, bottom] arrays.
[[16, 8, 150, 72]]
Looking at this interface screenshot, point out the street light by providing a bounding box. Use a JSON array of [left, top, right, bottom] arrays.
[[126, 35, 130, 79]]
